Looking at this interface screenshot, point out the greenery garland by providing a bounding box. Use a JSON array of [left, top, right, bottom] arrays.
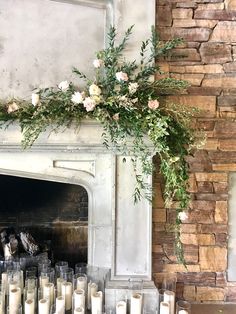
[[0, 26, 202, 263]]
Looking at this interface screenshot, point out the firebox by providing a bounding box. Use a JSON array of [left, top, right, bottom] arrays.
[[0, 175, 88, 266]]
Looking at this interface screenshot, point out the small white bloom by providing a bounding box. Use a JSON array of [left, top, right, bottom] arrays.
[[89, 84, 101, 96], [116, 71, 129, 82], [178, 211, 188, 221], [7, 102, 19, 114], [83, 97, 96, 112], [148, 99, 159, 110], [113, 113, 119, 121], [58, 80, 70, 91], [93, 59, 103, 68], [32, 93, 40, 106], [71, 92, 83, 104], [128, 82, 139, 94]]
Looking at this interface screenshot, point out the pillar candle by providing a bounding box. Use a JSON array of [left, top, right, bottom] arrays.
[[9, 287, 21, 314], [76, 276, 87, 291], [178, 311, 189, 314], [38, 298, 49, 314], [9, 281, 19, 292], [74, 289, 85, 309], [164, 290, 175, 314], [130, 293, 142, 314], [91, 291, 103, 314], [160, 301, 170, 314], [43, 282, 54, 308], [57, 278, 65, 297], [39, 275, 49, 289], [61, 281, 72, 311], [74, 307, 85, 314], [116, 300, 127, 314], [87, 282, 98, 309], [56, 296, 65, 314], [26, 289, 35, 301], [24, 299, 35, 314], [1, 272, 8, 292]]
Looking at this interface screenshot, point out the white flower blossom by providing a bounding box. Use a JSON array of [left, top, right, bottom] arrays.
[[113, 113, 119, 121], [83, 97, 96, 112], [128, 82, 139, 94], [58, 80, 70, 91], [178, 211, 188, 221], [71, 92, 83, 104], [116, 71, 129, 82], [32, 93, 40, 106], [7, 102, 19, 114], [93, 59, 103, 68], [89, 84, 101, 96]]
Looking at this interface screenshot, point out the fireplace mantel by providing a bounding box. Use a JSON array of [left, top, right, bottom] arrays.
[[0, 121, 153, 282]]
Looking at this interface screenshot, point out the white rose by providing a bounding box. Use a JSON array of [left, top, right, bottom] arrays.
[[89, 84, 101, 96], [71, 92, 83, 104], [58, 80, 70, 91], [116, 71, 129, 82], [93, 59, 103, 68], [128, 82, 139, 94], [178, 211, 188, 221], [7, 102, 19, 113], [83, 97, 96, 112], [148, 99, 159, 110], [32, 93, 40, 106]]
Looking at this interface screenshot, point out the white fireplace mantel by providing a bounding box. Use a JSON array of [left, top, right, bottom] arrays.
[[0, 121, 154, 281]]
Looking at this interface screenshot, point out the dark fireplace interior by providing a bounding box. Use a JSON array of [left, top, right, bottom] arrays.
[[0, 174, 88, 267]]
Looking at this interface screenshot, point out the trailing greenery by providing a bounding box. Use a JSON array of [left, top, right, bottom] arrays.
[[0, 26, 202, 263]]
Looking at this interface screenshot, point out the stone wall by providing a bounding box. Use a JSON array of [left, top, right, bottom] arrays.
[[153, 0, 236, 302]]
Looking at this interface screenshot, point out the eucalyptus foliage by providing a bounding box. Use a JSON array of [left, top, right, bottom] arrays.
[[0, 26, 201, 263]]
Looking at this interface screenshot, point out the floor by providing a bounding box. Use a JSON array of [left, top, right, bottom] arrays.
[[192, 303, 236, 314]]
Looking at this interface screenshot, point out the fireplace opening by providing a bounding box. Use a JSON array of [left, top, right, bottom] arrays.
[[0, 174, 88, 267]]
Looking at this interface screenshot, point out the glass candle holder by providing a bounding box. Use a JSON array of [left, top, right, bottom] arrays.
[[74, 273, 87, 292], [40, 268, 55, 286], [25, 266, 37, 280], [55, 261, 68, 278], [176, 300, 191, 314], [38, 259, 51, 275], [162, 272, 177, 292], [59, 267, 74, 284], [7, 303, 22, 314], [75, 263, 87, 275]]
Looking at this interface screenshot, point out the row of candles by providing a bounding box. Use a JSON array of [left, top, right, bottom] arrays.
[[0, 258, 145, 314]]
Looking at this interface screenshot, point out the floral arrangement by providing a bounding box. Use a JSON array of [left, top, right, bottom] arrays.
[[0, 26, 202, 263]]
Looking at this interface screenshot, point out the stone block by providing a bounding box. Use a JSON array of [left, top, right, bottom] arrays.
[[158, 27, 211, 42], [197, 120, 216, 131], [187, 210, 214, 224], [178, 272, 216, 286], [176, 1, 197, 8], [218, 95, 236, 106], [173, 19, 217, 28], [197, 181, 214, 193], [209, 151, 236, 163], [216, 272, 227, 287], [153, 231, 175, 245], [166, 95, 216, 117], [156, 6, 172, 27], [198, 234, 216, 245], [170, 48, 201, 62], [196, 287, 225, 301], [219, 139, 236, 151], [180, 233, 198, 245], [199, 246, 227, 271], [213, 163, 236, 171], [211, 21, 236, 42], [200, 43, 232, 64], [188, 174, 198, 193], [195, 10, 236, 20], [203, 74, 236, 88], [226, 0, 236, 10], [215, 233, 228, 245], [180, 224, 197, 233], [195, 172, 228, 182], [183, 285, 196, 301], [163, 264, 200, 273], [200, 224, 228, 234], [195, 193, 228, 201], [202, 139, 219, 151], [185, 64, 223, 73], [191, 200, 215, 211], [223, 62, 236, 72], [187, 86, 222, 95], [153, 183, 165, 208], [153, 208, 166, 223], [197, 3, 225, 9], [159, 243, 199, 264], [172, 8, 193, 19], [213, 182, 228, 193], [170, 65, 186, 73]]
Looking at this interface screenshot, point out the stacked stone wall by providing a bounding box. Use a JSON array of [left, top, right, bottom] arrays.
[[153, 0, 236, 301]]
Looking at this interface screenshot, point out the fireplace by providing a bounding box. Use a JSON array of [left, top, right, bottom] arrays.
[[0, 175, 88, 265]]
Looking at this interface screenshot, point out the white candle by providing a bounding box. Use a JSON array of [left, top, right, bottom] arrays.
[[74, 307, 85, 314], [76, 276, 87, 291], [178, 310, 189, 314], [40, 275, 49, 289], [57, 278, 65, 297], [164, 290, 175, 314], [9, 288, 21, 314], [91, 291, 103, 314], [24, 299, 35, 314], [116, 300, 127, 314], [56, 296, 65, 314], [87, 282, 98, 309], [130, 293, 142, 314], [74, 289, 85, 309], [160, 301, 170, 314], [9, 281, 19, 292], [1, 272, 8, 292], [61, 281, 72, 311], [26, 289, 35, 301], [38, 298, 49, 314], [43, 283, 54, 308]]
